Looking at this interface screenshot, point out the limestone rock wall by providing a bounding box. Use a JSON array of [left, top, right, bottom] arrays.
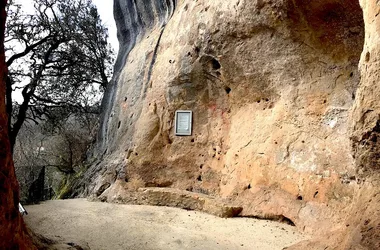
[[352, 0, 380, 177], [84, 0, 379, 246], [96, 0, 176, 156], [347, 0, 380, 247]]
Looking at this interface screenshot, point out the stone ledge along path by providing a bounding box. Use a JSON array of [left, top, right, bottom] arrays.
[[119, 187, 244, 218], [25, 199, 308, 250]]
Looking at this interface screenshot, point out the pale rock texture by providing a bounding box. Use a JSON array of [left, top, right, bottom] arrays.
[[79, 0, 379, 248]]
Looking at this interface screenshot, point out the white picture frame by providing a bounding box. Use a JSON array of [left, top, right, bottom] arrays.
[[175, 110, 192, 136]]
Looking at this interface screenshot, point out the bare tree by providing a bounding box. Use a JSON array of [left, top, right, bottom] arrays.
[[5, 0, 114, 150], [14, 111, 98, 203]]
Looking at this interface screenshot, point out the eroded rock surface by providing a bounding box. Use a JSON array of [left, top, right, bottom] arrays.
[[79, 0, 379, 248], [95, 185, 242, 218]]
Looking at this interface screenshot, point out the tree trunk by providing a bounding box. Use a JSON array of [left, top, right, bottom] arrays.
[[0, 0, 36, 248]]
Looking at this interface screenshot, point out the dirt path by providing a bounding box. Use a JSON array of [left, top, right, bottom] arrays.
[[25, 199, 308, 250]]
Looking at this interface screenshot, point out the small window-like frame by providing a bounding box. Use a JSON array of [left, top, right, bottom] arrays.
[[175, 110, 192, 136]]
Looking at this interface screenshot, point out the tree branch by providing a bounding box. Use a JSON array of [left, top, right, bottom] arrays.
[[6, 35, 52, 67], [10, 39, 62, 150]]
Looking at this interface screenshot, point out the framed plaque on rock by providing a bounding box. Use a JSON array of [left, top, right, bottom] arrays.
[[175, 110, 192, 136]]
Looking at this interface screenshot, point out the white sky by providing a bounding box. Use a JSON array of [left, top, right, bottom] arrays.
[[16, 0, 118, 52], [92, 0, 119, 52], [10, 0, 118, 102]]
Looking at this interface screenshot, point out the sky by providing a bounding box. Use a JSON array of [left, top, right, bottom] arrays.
[[92, 0, 119, 52], [17, 0, 119, 52], [9, 0, 119, 102]]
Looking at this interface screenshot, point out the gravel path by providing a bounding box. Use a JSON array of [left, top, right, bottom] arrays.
[[25, 199, 308, 250]]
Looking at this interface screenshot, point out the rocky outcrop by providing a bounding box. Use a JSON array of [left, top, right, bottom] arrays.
[[0, 0, 35, 248], [95, 184, 242, 218], [80, 0, 379, 248], [345, 0, 380, 248], [96, 0, 176, 156], [351, 0, 380, 177]]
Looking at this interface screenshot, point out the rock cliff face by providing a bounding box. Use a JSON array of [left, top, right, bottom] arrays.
[[84, 0, 379, 247]]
